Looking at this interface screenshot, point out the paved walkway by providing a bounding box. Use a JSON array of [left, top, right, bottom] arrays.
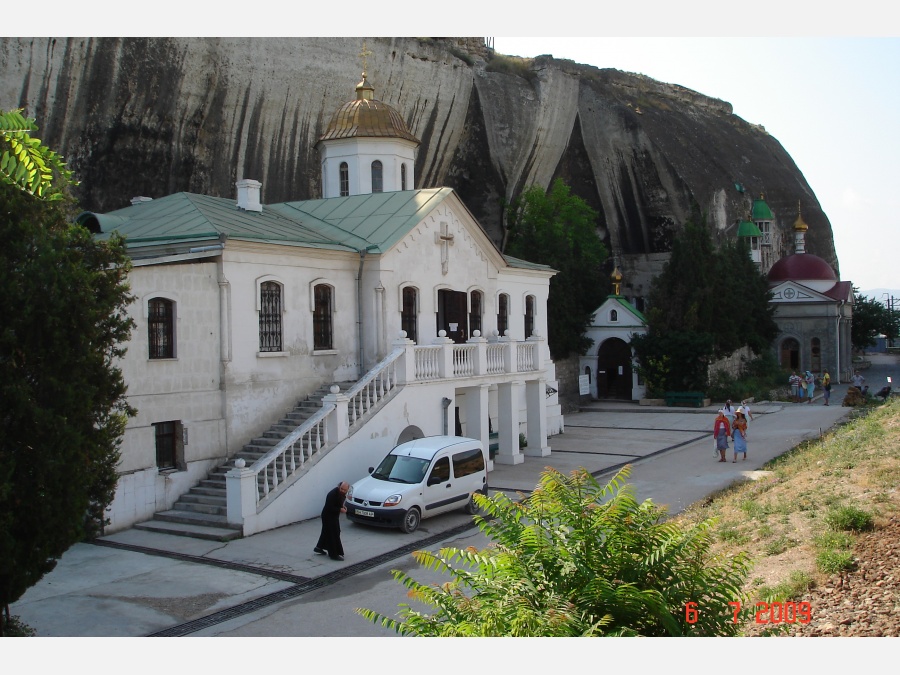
[[11, 368, 895, 637]]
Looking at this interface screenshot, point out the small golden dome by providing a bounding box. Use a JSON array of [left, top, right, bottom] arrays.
[[319, 75, 420, 145], [793, 201, 808, 232], [611, 266, 623, 295]]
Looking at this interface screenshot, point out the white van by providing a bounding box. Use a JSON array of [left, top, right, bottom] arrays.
[[346, 435, 488, 533]]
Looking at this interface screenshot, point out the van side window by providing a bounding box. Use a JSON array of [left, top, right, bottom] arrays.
[[452, 448, 485, 478], [428, 457, 450, 485]]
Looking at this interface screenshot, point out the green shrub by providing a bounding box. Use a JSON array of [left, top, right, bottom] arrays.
[[816, 550, 855, 574], [824, 506, 874, 532], [764, 536, 793, 556], [756, 570, 814, 603], [357, 466, 752, 636], [814, 531, 854, 550]]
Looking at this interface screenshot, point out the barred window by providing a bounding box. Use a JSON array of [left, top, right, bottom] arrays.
[[371, 160, 383, 193], [154, 420, 178, 470], [525, 295, 535, 338], [148, 298, 174, 359], [339, 162, 349, 197], [313, 284, 333, 350], [469, 290, 482, 336], [259, 281, 283, 352], [497, 293, 509, 337], [402, 286, 418, 343]]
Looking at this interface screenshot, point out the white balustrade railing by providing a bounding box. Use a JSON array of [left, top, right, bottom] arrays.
[[345, 349, 402, 426], [253, 404, 333, 504], [517, 342, 535, 371], [453, 344, 476, 377], [415, 345, 442, 380], [486, 343, 505, 374]]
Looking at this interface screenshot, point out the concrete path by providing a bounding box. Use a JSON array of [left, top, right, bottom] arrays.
[[10, 360, 897, 637]]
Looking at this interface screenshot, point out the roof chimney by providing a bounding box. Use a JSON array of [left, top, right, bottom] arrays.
[[236, 179, 262, 212]]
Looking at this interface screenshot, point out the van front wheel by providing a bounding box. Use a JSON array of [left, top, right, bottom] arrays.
[[401, 507, 421, 533]]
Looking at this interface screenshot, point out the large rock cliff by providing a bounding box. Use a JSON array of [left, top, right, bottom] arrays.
[[0, 37, 838, 296]]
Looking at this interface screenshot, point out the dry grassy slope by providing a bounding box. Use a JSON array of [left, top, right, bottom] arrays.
[[676, 397, 900, 637]]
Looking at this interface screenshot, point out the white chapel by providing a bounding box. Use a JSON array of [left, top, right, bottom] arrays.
[[78, 73, 564, 538]]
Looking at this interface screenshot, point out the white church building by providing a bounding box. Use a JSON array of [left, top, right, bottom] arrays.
[[79, 74, 564, 538]]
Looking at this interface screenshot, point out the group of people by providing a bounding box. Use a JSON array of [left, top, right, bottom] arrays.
[[788, 369, 833, 405], [712, 399, 753, 463]]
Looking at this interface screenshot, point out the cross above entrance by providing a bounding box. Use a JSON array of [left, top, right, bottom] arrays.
[[435, 221, 455, 275]]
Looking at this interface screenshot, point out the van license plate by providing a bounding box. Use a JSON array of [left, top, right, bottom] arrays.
[[356, 509, 374, 518]]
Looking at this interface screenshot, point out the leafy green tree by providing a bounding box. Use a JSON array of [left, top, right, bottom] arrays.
[[0, 164, 134, 634], [505, 179, 608, 359], [851, 289, 899, 352], [633, 220, 777, 392], [1, 109, 74, 201], [357, 466, 752, 636]]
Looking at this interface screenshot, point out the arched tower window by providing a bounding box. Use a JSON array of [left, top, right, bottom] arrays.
[[610, 309, 618, 323], [339, 162, 349, 197], [371, 160, 383, 193], [401, 163, 407, 191], [469, 290, 483, 335], [525, 295, 536, 338], [313, 284, 334, 350]]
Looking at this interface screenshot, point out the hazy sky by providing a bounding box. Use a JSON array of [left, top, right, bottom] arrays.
[[493, 37, 900, 297]]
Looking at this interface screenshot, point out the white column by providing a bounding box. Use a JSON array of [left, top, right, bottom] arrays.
[[225, 461, 256, 528], [525, 378, 550, 456], [494, 381, 524, 465]]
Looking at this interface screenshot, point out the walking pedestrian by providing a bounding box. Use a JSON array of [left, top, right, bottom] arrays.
[[713, 409, 731, 463], [822, 370, 831, 406], [314, 481, 349, 561], [732, 409, 748, 462], [721, 399, 736, 425], [740, 399, 755, 424], [789, 371, 801, 403], [804, 371, 815, 403]]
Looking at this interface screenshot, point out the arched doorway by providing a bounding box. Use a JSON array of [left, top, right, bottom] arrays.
[[780, 337, 800, 370], [597, 338, 633, 400]]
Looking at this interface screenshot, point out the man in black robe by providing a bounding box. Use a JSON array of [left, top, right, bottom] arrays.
[[314, 481, 349, 561]]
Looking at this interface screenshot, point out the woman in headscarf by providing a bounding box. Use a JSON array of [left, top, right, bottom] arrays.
[[732, 409, 748, 462], [712, 409, 731, 462]]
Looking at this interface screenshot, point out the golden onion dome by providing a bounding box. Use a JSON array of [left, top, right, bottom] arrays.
[[793, 201, 808, 232], [319, 73, 420, 145], [611, 265, 623, 296]]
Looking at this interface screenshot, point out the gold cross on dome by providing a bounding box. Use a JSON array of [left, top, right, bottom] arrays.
[[360, 41, 373, 75]]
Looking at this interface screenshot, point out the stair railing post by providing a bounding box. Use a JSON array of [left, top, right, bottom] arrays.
[[226, 458, 257, 530], [526, 330, 544, 371], [468, 330, 488, 375], [500, 330, 518, 374], [323, 386, 350, 442], [433, 330, 454, 378], [392, 332, 416, 384]]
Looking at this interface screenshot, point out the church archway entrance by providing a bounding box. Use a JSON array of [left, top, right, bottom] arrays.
[[780, 337, 800, 370], [596, 338, 632, 400]]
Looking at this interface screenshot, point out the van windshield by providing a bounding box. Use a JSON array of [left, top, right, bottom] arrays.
[[371, 454, 430, 484]]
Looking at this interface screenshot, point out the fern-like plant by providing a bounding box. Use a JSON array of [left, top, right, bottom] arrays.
[[1, 108, 74, 200], [357, 466, 752, 636]]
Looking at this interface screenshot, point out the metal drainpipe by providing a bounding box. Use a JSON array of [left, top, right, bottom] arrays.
[[442, 397, 452, 435], [835, 300, 844, 382], [357, 249, 367, 378]]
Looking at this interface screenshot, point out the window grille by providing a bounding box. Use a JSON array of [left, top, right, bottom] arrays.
[[148, 298, 174, 359], [313, 284, 333, 350], [259, 281, 283, 352]]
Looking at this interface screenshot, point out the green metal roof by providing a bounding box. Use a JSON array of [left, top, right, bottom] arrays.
[[501, 254, 555, 272], [737, 220, 762, 237], [605, 295, 647, 324], [751, 197, 774, 221]]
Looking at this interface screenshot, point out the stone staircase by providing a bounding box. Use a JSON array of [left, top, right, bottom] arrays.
[[133, 381, 356, 541]]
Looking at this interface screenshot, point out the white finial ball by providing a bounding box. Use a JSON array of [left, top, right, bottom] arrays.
[[330, 385, 340, 394], [473, 330, 481, 338], [234, 458, 246, 469], [399, 330, 407, 338], [439, 330, 447, 338]]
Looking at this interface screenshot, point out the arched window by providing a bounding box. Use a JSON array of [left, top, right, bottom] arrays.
[[314, 284, 334, 350], [469, 290, 483, 336], [148, 298, 175, 359], [402, 287, 418, 343], [339, 162, 349, 197], [401, 163, 407, 191], [259, 281, 283, 352], [525, 295, 536, 338], [371, 160, 383, 193], [497, 293, 509, 337], [610, 309, 619, 323]]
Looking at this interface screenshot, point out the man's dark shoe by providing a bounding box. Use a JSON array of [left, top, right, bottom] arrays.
[[313, 547, 327, 555], [330, 555, 345, 561]]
